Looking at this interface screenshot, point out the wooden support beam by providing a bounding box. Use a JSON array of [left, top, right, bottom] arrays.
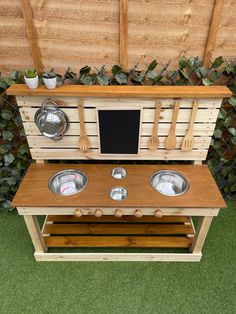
[[20, 0, 43, 73], [23, 215, 47, 253], [190, 216, 214, 253], [203, 0, 224, 67], [120, 0, 128, 70]]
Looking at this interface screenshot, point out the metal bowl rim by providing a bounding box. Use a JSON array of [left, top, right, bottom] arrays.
[[150, 169, 190, 196], [111, 167, 128, 179], [110, 186, 128, 201], [48, 169, 88, 196]]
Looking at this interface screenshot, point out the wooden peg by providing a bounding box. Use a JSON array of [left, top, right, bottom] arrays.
[[154, 209, 163, 217], [134, 209, 143, 218], [74, 208, 82, 217], [95, 208, 103, 217], [115, 209, 123, 217]]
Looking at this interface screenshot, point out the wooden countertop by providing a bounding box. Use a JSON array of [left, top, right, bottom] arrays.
[[6, 85, 232, 98], [12, 164, 226, 208]]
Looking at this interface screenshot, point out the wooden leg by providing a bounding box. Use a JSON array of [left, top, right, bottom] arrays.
[[190, 216, 213, 253], [23, 215, 47, 253]]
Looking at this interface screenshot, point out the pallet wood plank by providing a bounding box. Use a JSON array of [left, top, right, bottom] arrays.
[[43, 223, 194, 235], [7, 85, 231, 98], [19, 107, 220, 123], [16, 96, 223, 109], [44, 235, 192, 248], [23, 122, 216, 136], [47, 215, 191, 223], [20, 0, 43, 72], [30, 148, 208, 161], [34, 252, 202, 262], [203, 0, 224, 67], [27, 135, 212, 150], [120, 0, 128, 69]]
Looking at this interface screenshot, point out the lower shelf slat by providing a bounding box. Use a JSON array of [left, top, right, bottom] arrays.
[[47, 215, 191, 223], [44, 223, 194, 235], [43, 215, 194, 249], [44, 236, 192, 248]]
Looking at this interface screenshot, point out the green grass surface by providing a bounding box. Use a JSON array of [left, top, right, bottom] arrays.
[[0, 203, 235, 314]]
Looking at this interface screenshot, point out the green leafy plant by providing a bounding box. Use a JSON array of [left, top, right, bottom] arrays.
[[62, 67, 77, 85], [0, 57, 236, 212], [0, 94, 31, 211], [23, 68, 37, 78], [95, 65, 110, 85], [42, 68, 57, 79], [111, 65, 128, 85]]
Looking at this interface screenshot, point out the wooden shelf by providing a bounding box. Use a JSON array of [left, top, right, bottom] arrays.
[[43, 215, 194, 248], [7, 84, 231, 98]]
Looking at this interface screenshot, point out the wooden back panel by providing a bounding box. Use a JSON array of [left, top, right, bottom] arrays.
[[7, 85, 231, 162]]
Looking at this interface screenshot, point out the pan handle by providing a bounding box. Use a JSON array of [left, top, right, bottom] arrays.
[[41, 99, 59, 110]]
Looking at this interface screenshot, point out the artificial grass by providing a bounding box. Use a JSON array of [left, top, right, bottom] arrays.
[[0, 203, 235, 314]]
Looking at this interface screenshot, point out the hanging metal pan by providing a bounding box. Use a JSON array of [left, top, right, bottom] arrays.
[[34, 99, 70, 140]]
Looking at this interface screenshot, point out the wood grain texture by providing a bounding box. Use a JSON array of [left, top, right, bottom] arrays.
[[46, 215, 191, 223], [43, 223, 193, 235], [44, 235, 191, 248], [20, 0, 43, 72], [30, 148, 209, 161], [7, 85, 232, 98], [17, 206, 220, 216], [1, 1, 236, 74], [203, 0, 224, 67], [120, 0, 128, 69], [34, 252, 202, 262], [14, 93, 224, 162], [12, 163, 226, 208], [15, 96, 223, 108]]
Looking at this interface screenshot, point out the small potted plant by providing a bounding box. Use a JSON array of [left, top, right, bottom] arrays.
[[24, 68, 39, 89], [42, 68, 57, 89]]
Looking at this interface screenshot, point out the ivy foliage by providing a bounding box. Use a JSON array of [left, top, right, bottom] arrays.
[[0, 57, 235, 211]]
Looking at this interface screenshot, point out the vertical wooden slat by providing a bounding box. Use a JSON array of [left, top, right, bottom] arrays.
[[203, 0, 224, 67], [20, 0, 43, 73], [120, 0, 128, 70]]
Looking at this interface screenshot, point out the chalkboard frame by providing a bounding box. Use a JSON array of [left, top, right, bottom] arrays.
[[96, 107, 142, 156]]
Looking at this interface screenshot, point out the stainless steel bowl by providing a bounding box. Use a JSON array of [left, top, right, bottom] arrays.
[[150, 170, 189, 196], [111, 167, 127, 179], [34, 99, 70, 140], [48, 169, 88, 196], [110, 187, 128, 201]]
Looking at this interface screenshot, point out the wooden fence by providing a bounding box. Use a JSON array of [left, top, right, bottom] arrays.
[[0, 0, 235, 74]]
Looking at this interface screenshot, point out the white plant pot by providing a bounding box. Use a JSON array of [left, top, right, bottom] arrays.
[[24, 76, 39, 89], [43, 77, 57, 89]]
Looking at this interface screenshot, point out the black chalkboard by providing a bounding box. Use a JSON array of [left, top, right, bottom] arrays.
[[98, 109, 141, 154]]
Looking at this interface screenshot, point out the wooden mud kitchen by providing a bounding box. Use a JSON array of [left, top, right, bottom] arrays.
[[7, 85, 231, 262]]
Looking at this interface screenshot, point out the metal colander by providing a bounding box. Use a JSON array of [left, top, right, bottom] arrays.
[[34, 99, 70, 139]]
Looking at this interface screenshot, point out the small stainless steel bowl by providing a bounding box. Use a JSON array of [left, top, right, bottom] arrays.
[[150, 170, 189, 196], [111, 167, 127, 179], [48, 169, 88, 196], [110, 187, 128, 201]]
